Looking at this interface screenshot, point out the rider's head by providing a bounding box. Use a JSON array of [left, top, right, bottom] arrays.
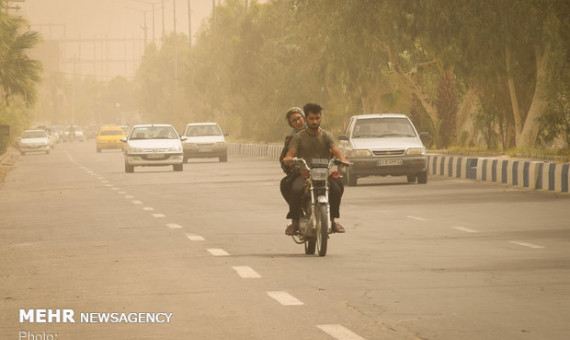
[[303, 103, 323, 131], [302, 103, 322, 116], [286, 107, 305, 128]]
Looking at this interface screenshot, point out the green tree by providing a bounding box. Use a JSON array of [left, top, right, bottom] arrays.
[[0, 2, 42, 105]]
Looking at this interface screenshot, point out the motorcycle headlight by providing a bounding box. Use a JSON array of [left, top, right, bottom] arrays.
[[406, 147, 426, 155]]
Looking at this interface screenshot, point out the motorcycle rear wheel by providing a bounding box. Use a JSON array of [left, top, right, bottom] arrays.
[[316, 204, 329, 256]]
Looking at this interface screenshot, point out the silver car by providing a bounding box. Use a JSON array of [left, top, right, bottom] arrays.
[[121, 124, 186, 173], [182, 122, 228, 162], [18, 130, 51, 155], [338, 114, 428, 185]]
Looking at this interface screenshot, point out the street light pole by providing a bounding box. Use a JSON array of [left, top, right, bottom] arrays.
[[187, 0, 191, 51], [173, 0, 178, 83]]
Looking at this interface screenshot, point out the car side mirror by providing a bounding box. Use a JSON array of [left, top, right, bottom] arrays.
[[120, 137, 127, 142], [180, 136, 187, 141], [419, 132, 432, 146], [338, 135, 349, 141], [224, 132, 230, 137]]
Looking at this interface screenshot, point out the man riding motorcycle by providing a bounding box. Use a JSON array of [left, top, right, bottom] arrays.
[[282, 103, 349, 235]]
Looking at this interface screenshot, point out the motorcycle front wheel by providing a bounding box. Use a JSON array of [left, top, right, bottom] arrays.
[[316, 203, 329, 256], [305, 237, 316, 254]]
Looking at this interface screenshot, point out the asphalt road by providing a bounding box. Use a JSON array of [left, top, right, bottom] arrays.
[[1, 142, 569, 340]]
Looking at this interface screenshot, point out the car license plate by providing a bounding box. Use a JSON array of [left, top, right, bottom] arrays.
[[147, 154, 165, 159], [377, 159, 403, 166]]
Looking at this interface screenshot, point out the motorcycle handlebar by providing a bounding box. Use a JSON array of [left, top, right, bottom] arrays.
[[291, 157, 351, 168]]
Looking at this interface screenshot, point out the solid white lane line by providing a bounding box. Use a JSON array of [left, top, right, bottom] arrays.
[[232, 266, 261, 279], [453, 226, 479, 233], [132, 200, 143, 204], [167, 223, 183, 229], [207, 248, 230, 256], [407, 215, 426, 221], [267, 291, 304, 306], [509, 241, 544, 249], [186, 234, 205, 241], [143, 207, 155, 211], [317, 324, 366, 340], [152, 213, 165, 218]]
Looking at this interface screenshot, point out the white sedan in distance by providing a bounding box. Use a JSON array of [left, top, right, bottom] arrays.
[[18, 129, 51, 155], [121, 124, 186, 173]]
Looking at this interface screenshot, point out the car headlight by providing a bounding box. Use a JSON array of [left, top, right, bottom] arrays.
[[130, 147, 145, 153], [351, 149, 373, 157], [406, 147, 425, 155], [167, 146, 182, 152]]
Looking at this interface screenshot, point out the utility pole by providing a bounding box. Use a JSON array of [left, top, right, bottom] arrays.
[[187, 0, 191, 51], [173, 0, 178, 83]]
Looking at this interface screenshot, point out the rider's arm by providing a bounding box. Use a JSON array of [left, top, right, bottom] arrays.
[[330, 145, 349, 163], [283, 146, 298, 164]]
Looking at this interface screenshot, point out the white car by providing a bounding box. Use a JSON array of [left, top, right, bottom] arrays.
[[18, 130, 51, 155], [338, 114, 428, 185], [182, 122, 228, 162], [121, 124, 186, 173]]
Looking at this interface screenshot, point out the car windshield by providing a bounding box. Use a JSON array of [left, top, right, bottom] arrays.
[[100, 130, 124, 136], [130, 126, 178, 140], [352, 118, 416, 138], [185, 125, 222, 137], [22, 131, 47, 138]]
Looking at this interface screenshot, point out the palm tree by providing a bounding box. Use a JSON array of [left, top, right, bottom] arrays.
[[0, 1, 42, 105]]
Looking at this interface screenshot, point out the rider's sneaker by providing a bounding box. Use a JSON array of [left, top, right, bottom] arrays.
[[331, 222, 346, 233], [285, 223, 299, 235]]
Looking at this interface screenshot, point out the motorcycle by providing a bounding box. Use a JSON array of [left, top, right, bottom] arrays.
[[290, 157, 351, 256]]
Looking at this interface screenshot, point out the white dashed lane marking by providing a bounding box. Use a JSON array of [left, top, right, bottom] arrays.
[[186, 234, 205, 241], [317, 324, 366, 340], [267, 291, 304, 306], [207, 248, 230, 256], [453, 226, 479, 233], [125, 195, 134, 199], [132, 200, 143, 205], [509, 241, 545, 249], [406, 215, 426, 221], [167, 223, 183, 229], [232, 266, 261, 279], [143, 207, 155, 211], [152, 213, 165, 218]]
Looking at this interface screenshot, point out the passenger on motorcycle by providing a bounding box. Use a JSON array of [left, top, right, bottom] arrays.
[[280, 107, 307, 226], [282, 103, 350, 235]]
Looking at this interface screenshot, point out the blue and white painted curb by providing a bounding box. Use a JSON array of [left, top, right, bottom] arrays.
[[427, 155, 569, 193]]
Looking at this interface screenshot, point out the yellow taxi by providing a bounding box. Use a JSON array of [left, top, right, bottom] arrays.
[[96, 126, 126, 152]]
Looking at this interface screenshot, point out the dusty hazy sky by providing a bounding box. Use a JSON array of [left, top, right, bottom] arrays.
[[16, 0, 218, 79], [19, 0, 213, 42]]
